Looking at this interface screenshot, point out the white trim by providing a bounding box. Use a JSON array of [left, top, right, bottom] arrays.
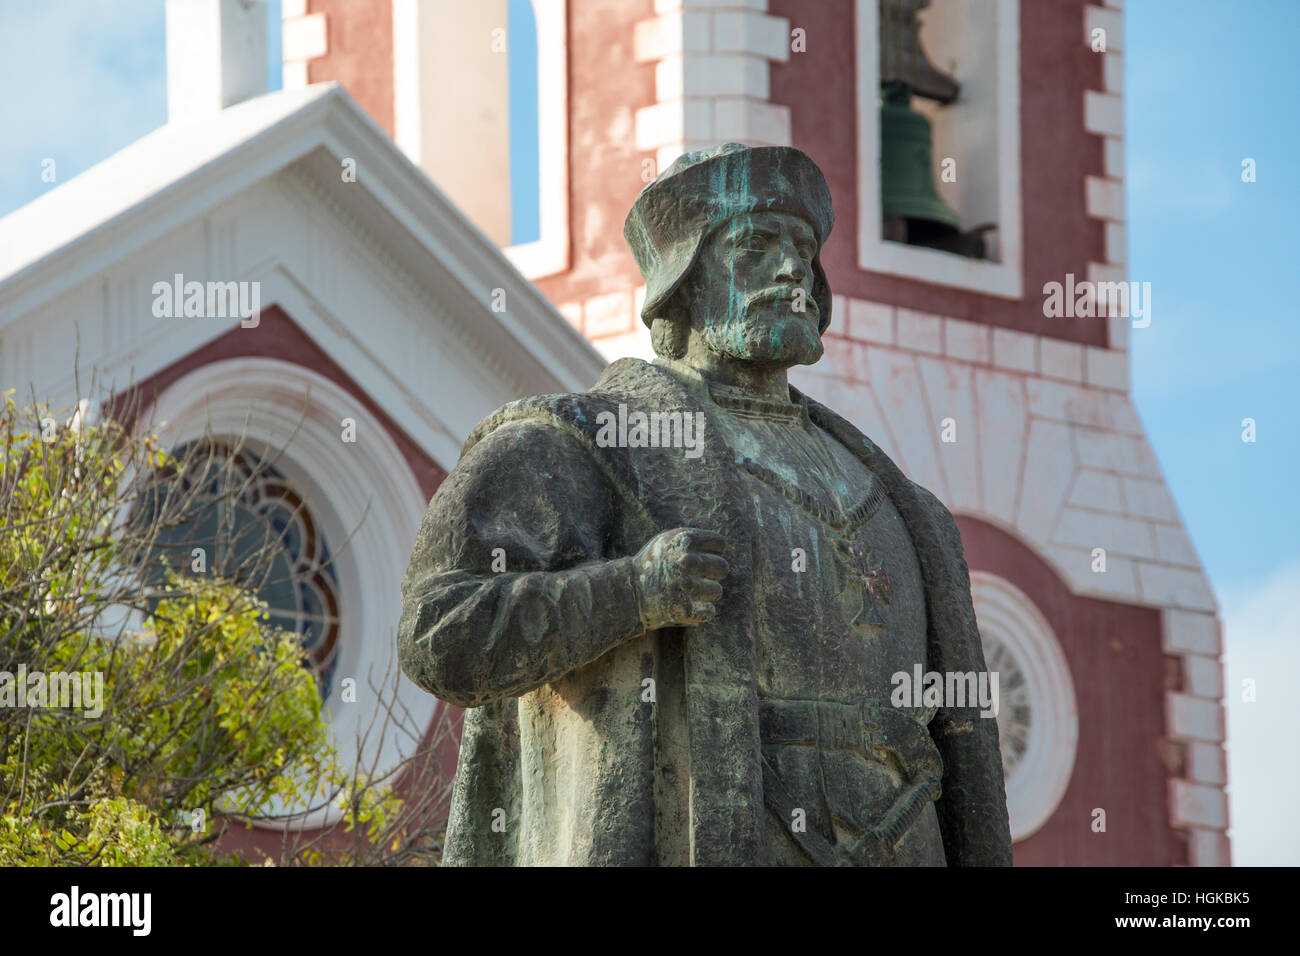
[[503, 0, 570, 278], [143, 357, 435, 830], [391, 0, 422, 166], [855, 0, 1023, 298], [1083, 4, 1129, 358], [392, 0, 570, 280], [1161, 605, 1229, 864], [280, 12, 327, 64], [970, 571, 1078, 842]]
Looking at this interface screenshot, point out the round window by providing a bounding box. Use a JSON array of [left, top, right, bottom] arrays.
[[971, 572, 1078, 843]]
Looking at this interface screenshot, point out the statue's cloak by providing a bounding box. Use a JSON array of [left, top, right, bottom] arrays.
[[398, 357, 1012, 866]]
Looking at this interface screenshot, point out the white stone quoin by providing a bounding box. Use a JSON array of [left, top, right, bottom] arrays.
[[166, 0, 268, 122]]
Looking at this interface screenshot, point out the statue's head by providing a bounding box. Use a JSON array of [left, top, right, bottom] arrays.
[[624, 143, 834, 367]]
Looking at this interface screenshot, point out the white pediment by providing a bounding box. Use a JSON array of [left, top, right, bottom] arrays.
[[0, 82, 604, 471]]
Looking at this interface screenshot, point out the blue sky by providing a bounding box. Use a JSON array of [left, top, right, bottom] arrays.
[[508, 0, 540, 244], [1126, 0, 1299, 866], [0, 0, 1293, 864], [1127, 0, 1299, 592]]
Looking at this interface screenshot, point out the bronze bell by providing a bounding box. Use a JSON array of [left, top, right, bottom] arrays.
[[878, 0, 991, 258], [880, 83, 961, 246]]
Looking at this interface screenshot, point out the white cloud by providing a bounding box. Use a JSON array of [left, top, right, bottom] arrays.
[[1222, 561, 1300, 865]]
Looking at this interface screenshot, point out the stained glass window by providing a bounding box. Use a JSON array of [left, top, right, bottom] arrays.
[[135, 440, 342, 699]]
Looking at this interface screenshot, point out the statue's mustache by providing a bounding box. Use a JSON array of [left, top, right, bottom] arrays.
[[743, 287, 820, 320]]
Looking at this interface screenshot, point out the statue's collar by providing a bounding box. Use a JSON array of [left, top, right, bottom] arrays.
[[652, 358, 809, 422]]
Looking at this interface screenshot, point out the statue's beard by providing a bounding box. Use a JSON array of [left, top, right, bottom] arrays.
[[699, 291, 823, 366]]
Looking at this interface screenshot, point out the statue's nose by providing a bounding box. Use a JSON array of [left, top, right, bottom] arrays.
[[775, 244, 808, 284]]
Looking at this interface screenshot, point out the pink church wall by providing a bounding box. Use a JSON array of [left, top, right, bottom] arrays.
[[957, 517, 1187, 866]]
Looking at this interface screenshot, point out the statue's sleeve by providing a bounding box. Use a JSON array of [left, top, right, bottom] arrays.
[[398, 417, 649, 708]]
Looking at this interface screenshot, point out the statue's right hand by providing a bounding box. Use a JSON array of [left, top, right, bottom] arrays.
[[631, 528, 729, 629]]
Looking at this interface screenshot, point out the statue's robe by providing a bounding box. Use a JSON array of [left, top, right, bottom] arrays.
[[398, 357, 1012, 866]]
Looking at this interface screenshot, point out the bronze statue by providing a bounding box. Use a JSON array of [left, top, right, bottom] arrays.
[[399, 143, 1012, 866]]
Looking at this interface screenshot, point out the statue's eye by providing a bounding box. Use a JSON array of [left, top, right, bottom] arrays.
[[796, 243, 814, 260], [737, 234, 769, 252]]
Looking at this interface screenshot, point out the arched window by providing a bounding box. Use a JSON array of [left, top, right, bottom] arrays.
[[142, 356, 437, 828], [970, 572, 1078, 843], [393, 0, 568, 276], [136, 440, 342, 700]]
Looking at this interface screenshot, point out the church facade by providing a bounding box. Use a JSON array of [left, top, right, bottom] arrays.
[[0, 0, 1227, 865]]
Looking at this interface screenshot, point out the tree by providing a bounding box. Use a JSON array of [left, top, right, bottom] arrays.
[[0, 385, 452, 865]]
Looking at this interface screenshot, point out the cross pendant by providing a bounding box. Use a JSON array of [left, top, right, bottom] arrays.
[[840, 542, 891, 630]]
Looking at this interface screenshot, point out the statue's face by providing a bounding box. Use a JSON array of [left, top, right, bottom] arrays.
[[684, 210, 823, 367]]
